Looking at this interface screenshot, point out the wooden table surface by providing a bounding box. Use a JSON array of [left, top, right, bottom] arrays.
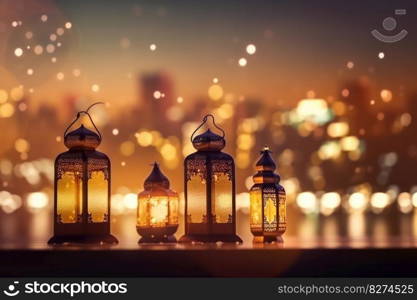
[[1, 237, 417, 277]]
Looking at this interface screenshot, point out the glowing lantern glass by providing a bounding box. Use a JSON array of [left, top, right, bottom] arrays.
[[180, 114, 242, 243], [249, 146, 286, 243], [137, 163, 179, 243], [48, 103, 118, 245]]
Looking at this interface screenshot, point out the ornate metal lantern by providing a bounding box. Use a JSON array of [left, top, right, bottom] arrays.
[[249, 146, 286, 243], [137, 162, 179, 243], [48, 103, 118, 245], [180, 115, 242, 243]]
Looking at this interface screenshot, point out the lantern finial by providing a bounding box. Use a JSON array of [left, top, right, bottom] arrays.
[[144, 162, 170, 189]]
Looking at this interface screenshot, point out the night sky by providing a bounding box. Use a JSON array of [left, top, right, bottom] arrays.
[[1, 0, 417, 111]]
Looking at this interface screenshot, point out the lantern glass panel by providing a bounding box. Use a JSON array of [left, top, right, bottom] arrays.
[[57, 171, 82, 223], [278, 190, 286, 232], [186, 158, 207, 223], [263, 188, 278, 232], [250, 187, 262, 232], [137, 192, 173, 227], [150, 196, 169, 226], [212, 172, 232, 223], [138, 194, 149, 227], [168, 192, 179, 225], [87, 170, 108, 223]]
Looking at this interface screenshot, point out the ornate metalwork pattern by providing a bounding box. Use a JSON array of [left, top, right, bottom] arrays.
[[185, 158, 206, 181], [278, 191, 286, 232], [263, 188, 278, 232], [87, 158, 110, 180], [211, 160, 233, 180], [56, 157, 83, 179]]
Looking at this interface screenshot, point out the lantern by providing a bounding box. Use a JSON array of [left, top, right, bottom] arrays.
[[180, 114, 242, 243], [249, 146, 286, 243], [137, 163, 179, 243], [48, 103, 118, 245]]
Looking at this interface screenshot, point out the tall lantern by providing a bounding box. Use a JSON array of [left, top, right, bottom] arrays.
[[137, 162, 179, 243], [249, 146, 286, 243], [180, 114, 242, 243], [48, 103, 118, 245]]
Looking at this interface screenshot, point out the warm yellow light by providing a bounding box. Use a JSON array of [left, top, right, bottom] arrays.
[[327, 122, 349, 138], [88, 171, 108, 222], [296, 192, 317, 214], [0, 103, 15, 118], [217, 103, 234, 119], [57, 172, 82, 223], [237, 133, 255, 150], [296, 98, 329, 124], [348, 192, 367, 212], [208, 84, 223, 101], [213, 173, 233, 223], [340, 136, 360, 151], [27, 192, 49, 209], [91, 84, 100, 93], [321, 192, 341, 209], [318, 141, 341, 160], [120, 141, 135, 156], [123, 193, 138, 209], [160, 143, 177, 161], [398, 192, 413, 213], [0, 90, 8, 103], [14, 48, 23, 57], [136, 131, 153, 147], [10, 86, 24, 101], [246, 44, 256, 55], [380, 89, 393, 102], [238, 57, 247, 67], [370, 192, 389, 209], [236, 151, 250, 169], [15, 138, 30, 153]]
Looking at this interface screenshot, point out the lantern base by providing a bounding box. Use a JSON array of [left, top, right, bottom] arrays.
[[252, 235, 284, 244], [138, 235, 177, 244], [48, 234, 118, 245], [179, 234, 242, 244]]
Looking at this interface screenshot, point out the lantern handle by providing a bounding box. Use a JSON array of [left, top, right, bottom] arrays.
[[190, 114, 225, 142], [63, 102, 104, 140]]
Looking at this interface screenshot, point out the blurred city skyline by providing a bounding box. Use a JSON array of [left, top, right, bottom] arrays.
[[2, 0, 417, 245]]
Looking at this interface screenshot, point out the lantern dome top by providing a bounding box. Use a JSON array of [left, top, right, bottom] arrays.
[[191, 114, 226, 151], [144, 162, 170, 190], [63, 102, 104, 150], [255, 146, 276, 171], [192, 129, 225, 151], [253, 146, 280, 184], [64, 124, 101, 149]]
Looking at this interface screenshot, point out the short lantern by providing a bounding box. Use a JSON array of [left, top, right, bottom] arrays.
[[48, 103, 118, 245], [180, 114, 242, 243], [137, 163, 179, 243], [249, 146, 286, 243]]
